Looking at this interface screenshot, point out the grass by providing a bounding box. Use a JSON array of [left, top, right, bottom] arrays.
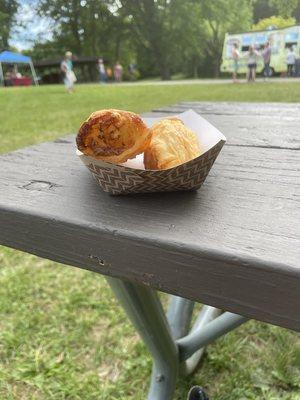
[[0, 82, 300, 399], [1, 82, 300, 154]]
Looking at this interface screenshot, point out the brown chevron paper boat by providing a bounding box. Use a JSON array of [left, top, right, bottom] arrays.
[[77, 110, 226, 195]]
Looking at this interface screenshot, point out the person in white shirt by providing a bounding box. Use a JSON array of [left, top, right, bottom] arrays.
[[98, 58, 107, 83], [60, 51, 76, 93], [287, 47, 296, 77]]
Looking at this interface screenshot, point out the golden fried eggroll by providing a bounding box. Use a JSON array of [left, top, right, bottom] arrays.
[[76, 109, 151, 164], [144, 118, 202, 170]]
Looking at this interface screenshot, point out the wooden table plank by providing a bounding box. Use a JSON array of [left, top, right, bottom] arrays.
[[155, 101, 300, 116], [1, 105, 299, 331], [146, 102, 300, 150]]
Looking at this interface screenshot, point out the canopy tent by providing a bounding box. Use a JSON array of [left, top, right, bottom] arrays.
[[0, 51, 38, 86]]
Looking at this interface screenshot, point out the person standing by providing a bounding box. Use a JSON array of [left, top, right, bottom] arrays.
[[128, 62, 137, 81], [246, 45, 259, 82], [262, 42, 272, 80], [231, 43, 239, 83], [106, 66, 113, 82], [97, 58, 107, 83], [60, 51, 76, 93], [287, 47, 296, 77], [114, 61, 123, 82]]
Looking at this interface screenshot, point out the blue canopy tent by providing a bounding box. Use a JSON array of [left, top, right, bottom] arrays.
[[0, 51, 38, 86]]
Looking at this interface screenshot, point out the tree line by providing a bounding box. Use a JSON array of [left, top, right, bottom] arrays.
[[1, 0, 300, 80]]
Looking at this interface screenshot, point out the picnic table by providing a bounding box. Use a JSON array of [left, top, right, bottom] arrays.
[[0, 102, 299, 400]]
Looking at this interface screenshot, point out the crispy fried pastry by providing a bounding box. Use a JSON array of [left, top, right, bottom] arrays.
[[76, 109, 151, 163], [144, 118, 201, 170]]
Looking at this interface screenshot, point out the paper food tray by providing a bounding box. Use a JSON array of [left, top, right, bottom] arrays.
[[76, 110, 226, 195]]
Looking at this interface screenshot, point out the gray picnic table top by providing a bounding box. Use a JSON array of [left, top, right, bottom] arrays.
[[0, 102, 299, 331]]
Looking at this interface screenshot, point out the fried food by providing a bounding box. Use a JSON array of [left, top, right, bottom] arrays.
[[76, 109, 151, 164], [144, 118, 201, 170]]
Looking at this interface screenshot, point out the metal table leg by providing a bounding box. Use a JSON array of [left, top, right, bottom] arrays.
[[182, 305, 222, 375], [106, 277, 249, 400], [106, 277, 179, 400], [167, 295, 195, 339]]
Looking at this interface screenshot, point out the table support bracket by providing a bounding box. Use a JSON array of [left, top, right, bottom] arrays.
[[106, 277, 248, 400], [177, 312, 249, 362]]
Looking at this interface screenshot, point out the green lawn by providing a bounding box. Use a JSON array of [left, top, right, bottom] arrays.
[[0, 83, 300, 400], [1, 82, 300, 154]]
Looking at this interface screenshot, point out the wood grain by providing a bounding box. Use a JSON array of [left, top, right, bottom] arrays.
[[146, 102, 300, 150], [0, 104, 299, 331], [155, 101, 300, 116]]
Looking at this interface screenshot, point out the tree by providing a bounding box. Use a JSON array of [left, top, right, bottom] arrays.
[[0, 0, 19, 50], [269, 0, 299, 18], [25, 0, 287, 80], [200, 0, 253, 77], [118, 0, 171, 80], [252, 15, 296, 30], [165, 1, 207, 78], [119, 0, 199, 80], [253, 0, 277, 23], [36, 0, 135, 73]]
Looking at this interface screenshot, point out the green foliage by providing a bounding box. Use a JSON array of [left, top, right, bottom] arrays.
[[252, 15, 296, 30], [0, 0, 19, 50], [117, 0, 252, 78], [24, 39, 66, 60], [200, 0, 253, 76], [29, 0, 254, 79], [269, 0, 300, 18], [118, 0, 205, 79], [3, 0, 300, 79], [253, 0, 277, 23], [35, 0, 135, 67]]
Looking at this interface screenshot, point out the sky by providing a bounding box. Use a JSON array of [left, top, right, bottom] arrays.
[[10, 1, 53, 51]]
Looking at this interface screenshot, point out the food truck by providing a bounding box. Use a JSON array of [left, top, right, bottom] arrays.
[[220, 25, 300, 75]]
